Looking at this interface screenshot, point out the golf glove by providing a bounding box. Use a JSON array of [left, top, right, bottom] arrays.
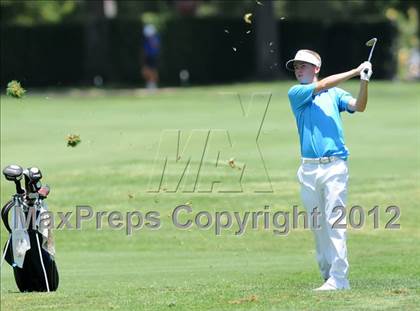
[[360, 62, 373, 81]]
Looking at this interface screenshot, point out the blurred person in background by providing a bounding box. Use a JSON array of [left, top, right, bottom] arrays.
[[141, 24, 160, 89]]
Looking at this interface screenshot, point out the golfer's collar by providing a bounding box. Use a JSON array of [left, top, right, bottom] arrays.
[[313, 89, 327, 97]]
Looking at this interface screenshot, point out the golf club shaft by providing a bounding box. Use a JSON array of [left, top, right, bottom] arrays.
[[0, 236, 11, 269], [364, 42, 376, 73], [367, 42, 376, 62]]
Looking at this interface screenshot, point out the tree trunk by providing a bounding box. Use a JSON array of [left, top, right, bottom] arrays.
[[84, 0, 109, 85], [255, 0, 281, 79]]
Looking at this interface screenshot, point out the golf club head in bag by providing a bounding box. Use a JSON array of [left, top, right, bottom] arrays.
[[24, 167, 43, 199], [3, 164, 25, 194], [1, 165, 59, 292], [3, 165, 23, 181]]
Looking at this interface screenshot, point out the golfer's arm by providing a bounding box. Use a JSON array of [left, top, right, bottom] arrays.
[[314, 69, 359, 94], [348, 80, 368, 112]]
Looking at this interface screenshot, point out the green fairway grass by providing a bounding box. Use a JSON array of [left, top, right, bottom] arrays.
[[1, 81, 419, 310]]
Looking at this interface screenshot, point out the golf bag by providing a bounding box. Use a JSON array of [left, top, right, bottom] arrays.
[[1, 165, 59, 292]]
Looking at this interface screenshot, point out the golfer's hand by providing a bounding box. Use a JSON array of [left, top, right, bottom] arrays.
[[360, 62, 373, 81], [356, 61, 370, 73]]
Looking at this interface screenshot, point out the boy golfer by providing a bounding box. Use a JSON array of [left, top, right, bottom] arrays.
[[286, 50, 372, 291]]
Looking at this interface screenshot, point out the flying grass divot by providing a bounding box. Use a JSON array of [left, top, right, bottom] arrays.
[[66, 134, 81, 147], [243, 13, 253, 24], [6, 80, 26, 98]]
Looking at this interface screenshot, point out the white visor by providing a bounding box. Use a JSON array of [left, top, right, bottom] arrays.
[[285, 50, 322, 71]]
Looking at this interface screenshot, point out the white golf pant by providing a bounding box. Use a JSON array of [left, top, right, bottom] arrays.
[[297, 159, 349, 288]]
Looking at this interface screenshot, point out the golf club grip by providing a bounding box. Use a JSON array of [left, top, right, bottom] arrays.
[[363, 58, 371, 74]]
